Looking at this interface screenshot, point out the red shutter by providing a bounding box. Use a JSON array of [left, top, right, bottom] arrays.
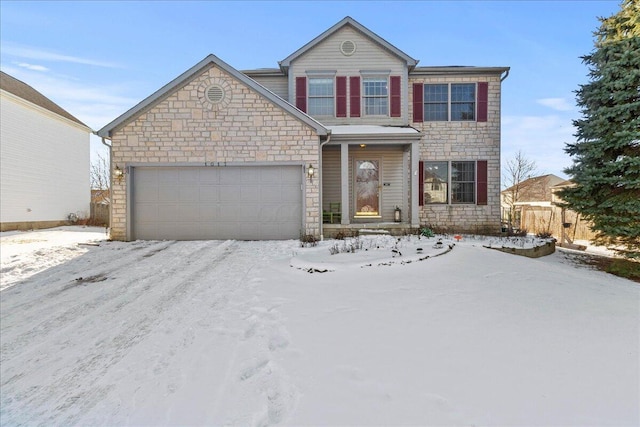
[[477, 82, 488, 122], [296, 77, 307, 113], [477, 160, 488, 205], [390, 76, 401, 117], [413, 83, 423, 123], [336, 76, 347, 118], [419, 160, 424, 206], [349, 76, 360, 117]]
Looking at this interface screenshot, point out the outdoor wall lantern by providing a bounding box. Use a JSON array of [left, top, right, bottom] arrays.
[[114, 166, 124, 182], [394, 206, 402, 222], [307, 164, 315, 182]]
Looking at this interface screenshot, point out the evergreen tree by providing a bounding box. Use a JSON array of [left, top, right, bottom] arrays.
[[561, 0, 640, 258]]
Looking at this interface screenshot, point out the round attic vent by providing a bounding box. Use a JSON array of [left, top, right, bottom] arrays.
[[340, 40, 356, 56], [205, 85, 225, 103]]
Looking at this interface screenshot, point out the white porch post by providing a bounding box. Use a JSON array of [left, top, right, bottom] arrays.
[[340, 142, 349, 224], [411, 141, 420, 228]]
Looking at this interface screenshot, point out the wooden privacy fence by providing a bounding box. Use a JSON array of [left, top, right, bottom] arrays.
[[90, 203, 109, 226], [518, 205, 596, 241]]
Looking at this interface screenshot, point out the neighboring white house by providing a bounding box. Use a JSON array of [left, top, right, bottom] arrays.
[[0, 71, 91, 231]]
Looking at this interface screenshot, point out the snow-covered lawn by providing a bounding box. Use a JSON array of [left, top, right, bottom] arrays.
[[1, 227, 638, 426]]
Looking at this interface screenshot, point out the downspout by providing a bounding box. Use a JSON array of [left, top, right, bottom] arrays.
[[318, 131, 332, 240], [500, 69, 510, 82], [99, 134, 113, 239]]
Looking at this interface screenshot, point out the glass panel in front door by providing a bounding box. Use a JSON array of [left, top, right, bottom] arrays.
[[355, 160, 380, 216]]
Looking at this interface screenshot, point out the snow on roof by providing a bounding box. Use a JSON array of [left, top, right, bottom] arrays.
[[327, 125, 420, 135]]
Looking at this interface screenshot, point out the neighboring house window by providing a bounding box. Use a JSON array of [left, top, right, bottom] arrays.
[[423, 161, 449, 203], [417, 82, 486, 122], [308, 78, 334, 116], [451, 161, 475, 203], [363, 77, 388, 116], [419, 160, 487, 205]]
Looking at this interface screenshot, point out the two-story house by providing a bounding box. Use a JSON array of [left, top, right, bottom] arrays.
[[1, 71, 91, 232], [98, 17, 509, 241]]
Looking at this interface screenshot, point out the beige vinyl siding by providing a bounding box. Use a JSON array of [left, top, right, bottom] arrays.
[[322, 145, 406, 222], [248, 76, 288, 100], [290, 26, 407, 126], [321, 147, 341, 211]]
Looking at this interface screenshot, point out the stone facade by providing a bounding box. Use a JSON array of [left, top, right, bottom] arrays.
[[409, 75, 503, 233], [109, 64, 321, 240]]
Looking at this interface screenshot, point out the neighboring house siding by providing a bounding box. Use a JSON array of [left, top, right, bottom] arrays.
[[290, 26, 407, 126], [410, 74, 503, 232], [109, 64, 320, 241], [0, 94, 90, 225], [247, 75, 288, 100]]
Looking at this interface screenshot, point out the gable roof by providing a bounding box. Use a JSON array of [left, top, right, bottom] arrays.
[[501, 174, 566, 202], [278, 16, 419, 72], [97, 54, 328, 138], [0, 71, 89, 128]]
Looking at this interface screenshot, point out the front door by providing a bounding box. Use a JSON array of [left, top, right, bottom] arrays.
[[354, 159, 380, 217]]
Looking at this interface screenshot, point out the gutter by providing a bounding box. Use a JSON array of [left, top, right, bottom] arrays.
[[98, 134, 113, 238], [318, 131, 332, 240]]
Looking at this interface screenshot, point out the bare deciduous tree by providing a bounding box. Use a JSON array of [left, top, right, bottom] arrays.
[[90, 152, 110, 200], [503, 150, 538, 229]]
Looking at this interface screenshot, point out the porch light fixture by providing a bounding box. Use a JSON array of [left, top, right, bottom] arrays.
[[114, 166, 124, 182], [360, 144, 366, 148], [307, 164, 315, 182]]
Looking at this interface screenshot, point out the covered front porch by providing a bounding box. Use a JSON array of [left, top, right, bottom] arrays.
[[320, 125, 422, 238]]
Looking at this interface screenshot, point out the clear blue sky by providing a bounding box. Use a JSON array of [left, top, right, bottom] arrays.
[[0, 0, 622, 181]]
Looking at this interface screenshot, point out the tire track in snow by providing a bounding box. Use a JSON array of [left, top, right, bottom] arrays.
[[0, 239, 240, 426]]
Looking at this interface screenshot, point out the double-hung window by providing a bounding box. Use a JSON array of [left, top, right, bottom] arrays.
[[308, 77, 334, 116], [423, 83, 476, 121], [422, 160, 477, 204], [451, 161, 475, 203], [363, 77, 388, 116]]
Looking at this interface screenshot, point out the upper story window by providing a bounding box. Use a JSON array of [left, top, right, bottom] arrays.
[[308, 78, 334, 116], [422, 83, 477, 121], [363, 77, 388, 116]]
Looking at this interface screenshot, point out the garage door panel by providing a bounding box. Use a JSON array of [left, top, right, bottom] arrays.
[[198, 185, 217, 201], [220, 168, 242, 184], [136, 203, 159, 222], [220, 185, 241, 202], [240, 186, 260, 202], [133, 166, 303, 240], [199, 205, 219, 221]]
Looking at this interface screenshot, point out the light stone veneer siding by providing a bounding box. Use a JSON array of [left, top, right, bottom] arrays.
[[409, 75, 502, 233], [110, 65, 321, 241]]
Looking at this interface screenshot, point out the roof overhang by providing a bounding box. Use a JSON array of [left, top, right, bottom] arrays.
[[326, 125, 422, 142], [411, 66, 510, 77]]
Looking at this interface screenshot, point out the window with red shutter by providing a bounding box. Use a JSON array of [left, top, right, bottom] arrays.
[[413, 83, 423, 122], [390, 76, 401, 117], [295, 77, 307, 113], [349, 76, 360, 117]]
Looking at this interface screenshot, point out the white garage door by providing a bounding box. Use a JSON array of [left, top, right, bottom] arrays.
[[132, 166, 303, 240]]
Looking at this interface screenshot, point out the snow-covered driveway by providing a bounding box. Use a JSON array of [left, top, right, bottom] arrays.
[[1, 227, 639, 426], [1, 237, 301, 426]]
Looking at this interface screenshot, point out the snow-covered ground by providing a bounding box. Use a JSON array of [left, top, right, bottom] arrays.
[[1, 227, 638, 426]]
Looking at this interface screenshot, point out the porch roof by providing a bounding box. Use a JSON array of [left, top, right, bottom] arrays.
[[326, 125, 422, 141]]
